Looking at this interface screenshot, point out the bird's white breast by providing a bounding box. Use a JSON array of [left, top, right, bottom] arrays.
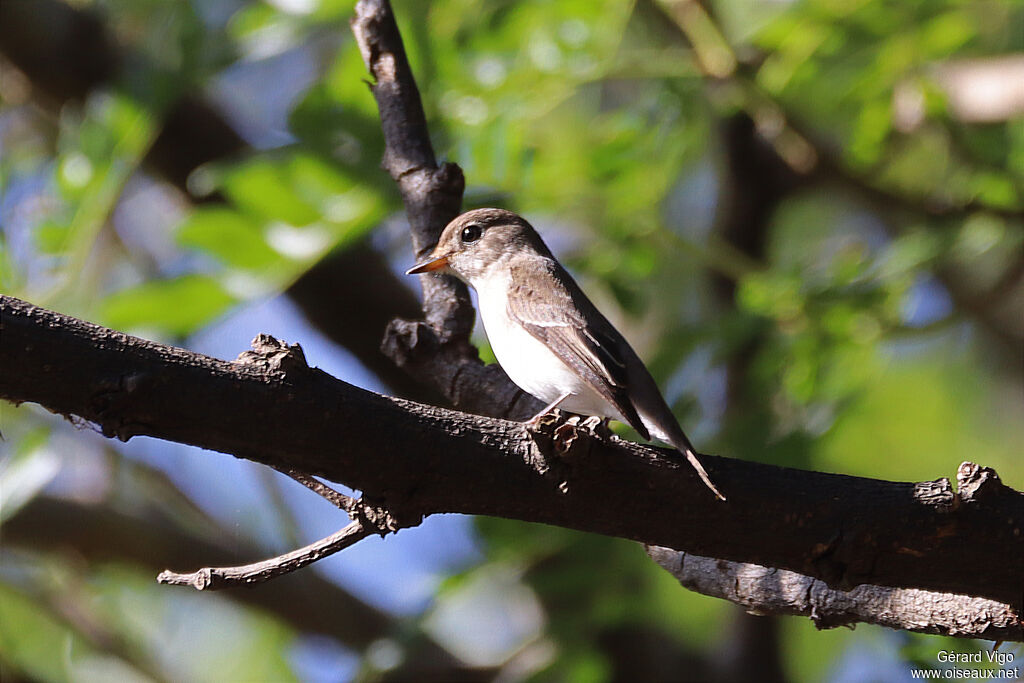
[[472, 268, 622, 420]]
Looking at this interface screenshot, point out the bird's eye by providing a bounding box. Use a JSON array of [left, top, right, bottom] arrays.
[[460, 223, 483, 244]]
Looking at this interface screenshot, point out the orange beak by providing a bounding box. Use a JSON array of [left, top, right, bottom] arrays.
[[406, 254, 450, 275]]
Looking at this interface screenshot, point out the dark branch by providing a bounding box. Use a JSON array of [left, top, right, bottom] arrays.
[[647, 545, 1022, 643], [351, 0, 544, 421], [351, 0, 471, 341], [1, 295, 1021, 641]]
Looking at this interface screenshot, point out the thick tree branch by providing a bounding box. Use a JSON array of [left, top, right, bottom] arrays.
[[1, 295, 1021, 641], [647, 545, 1022, 642]]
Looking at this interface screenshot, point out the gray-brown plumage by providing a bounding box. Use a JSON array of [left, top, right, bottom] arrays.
[[408, 208, 724, 500]]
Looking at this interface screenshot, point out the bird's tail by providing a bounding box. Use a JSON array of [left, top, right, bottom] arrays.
[[650, 424, 726, 501], [672, 440, 726, 501]]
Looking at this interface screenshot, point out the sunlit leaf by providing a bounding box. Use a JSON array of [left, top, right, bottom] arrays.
[[101, 274, 236, 335], [177, 207, 281, 270], [34, 220, 72, 255], [0, 433, 60, 522], [221, 159, 321, 226], [0, 583, 147, 683]]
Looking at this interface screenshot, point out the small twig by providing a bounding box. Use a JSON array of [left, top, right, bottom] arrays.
[[157, 521, 373, 590], [271, 464, 357, 513], [160, 458, 410, 591]]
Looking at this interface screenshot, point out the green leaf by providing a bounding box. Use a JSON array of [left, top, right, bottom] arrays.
[[284, 153, 384, 233], [920, 11, 974, 57], [0, 583, 150, 683], [969, 171, 1020, 209], [0, 431, 60, 523], [226, 3, 278, 41], [737, 272, 803, 319], [34, 220, 72, 255], [221, 159, 321, 226], [847, 98, 892, 167], [177, 207, 281, 270], [101, 275, 235, 335]]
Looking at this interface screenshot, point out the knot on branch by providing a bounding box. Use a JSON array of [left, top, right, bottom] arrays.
[[526, 414, 614, 493], [89, 371, 155, 441], [957, 462, 1009, 502], [914, 477, 958, 512], [383, 318, 441, 368], [236, 334, 308, 376], [354, 501, 418, 536], [429, 161, 466, 200], [396, 161, 465, 198], [530, 413, 608, 462]]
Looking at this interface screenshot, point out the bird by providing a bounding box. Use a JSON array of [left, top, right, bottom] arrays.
[[407, 208, 725, 500]]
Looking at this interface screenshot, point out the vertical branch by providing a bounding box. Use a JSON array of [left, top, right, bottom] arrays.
[[351, 0, 472, 343], [352, 0, 541, 419]]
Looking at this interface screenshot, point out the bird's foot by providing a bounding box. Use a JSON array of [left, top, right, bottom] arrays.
[[579, 416, 613, 440], [524, 410, 591, 462], [526, 407, 563, 430], [528, 413, 610, 453], [525, 391, 573, 430]]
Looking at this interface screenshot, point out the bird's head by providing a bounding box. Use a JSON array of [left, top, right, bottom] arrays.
[[406, 208, 547, 284]]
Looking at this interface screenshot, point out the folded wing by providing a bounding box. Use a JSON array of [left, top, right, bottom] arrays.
[[506, 260, 650, 440]]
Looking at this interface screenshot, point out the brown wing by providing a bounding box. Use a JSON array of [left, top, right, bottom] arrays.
[[506, 260, 650, 439]]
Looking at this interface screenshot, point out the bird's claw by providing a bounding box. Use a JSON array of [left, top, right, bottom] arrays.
[[526, 408, 563, 430], [579, 415, 613, 440]]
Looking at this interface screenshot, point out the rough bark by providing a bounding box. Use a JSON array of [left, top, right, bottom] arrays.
[[1, 294, 1021, 642], [648, 543, 1022, 642]]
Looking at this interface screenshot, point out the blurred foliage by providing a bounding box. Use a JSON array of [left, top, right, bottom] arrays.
[[1, 0, 1022, 681], [0, 561, 298, 682]]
